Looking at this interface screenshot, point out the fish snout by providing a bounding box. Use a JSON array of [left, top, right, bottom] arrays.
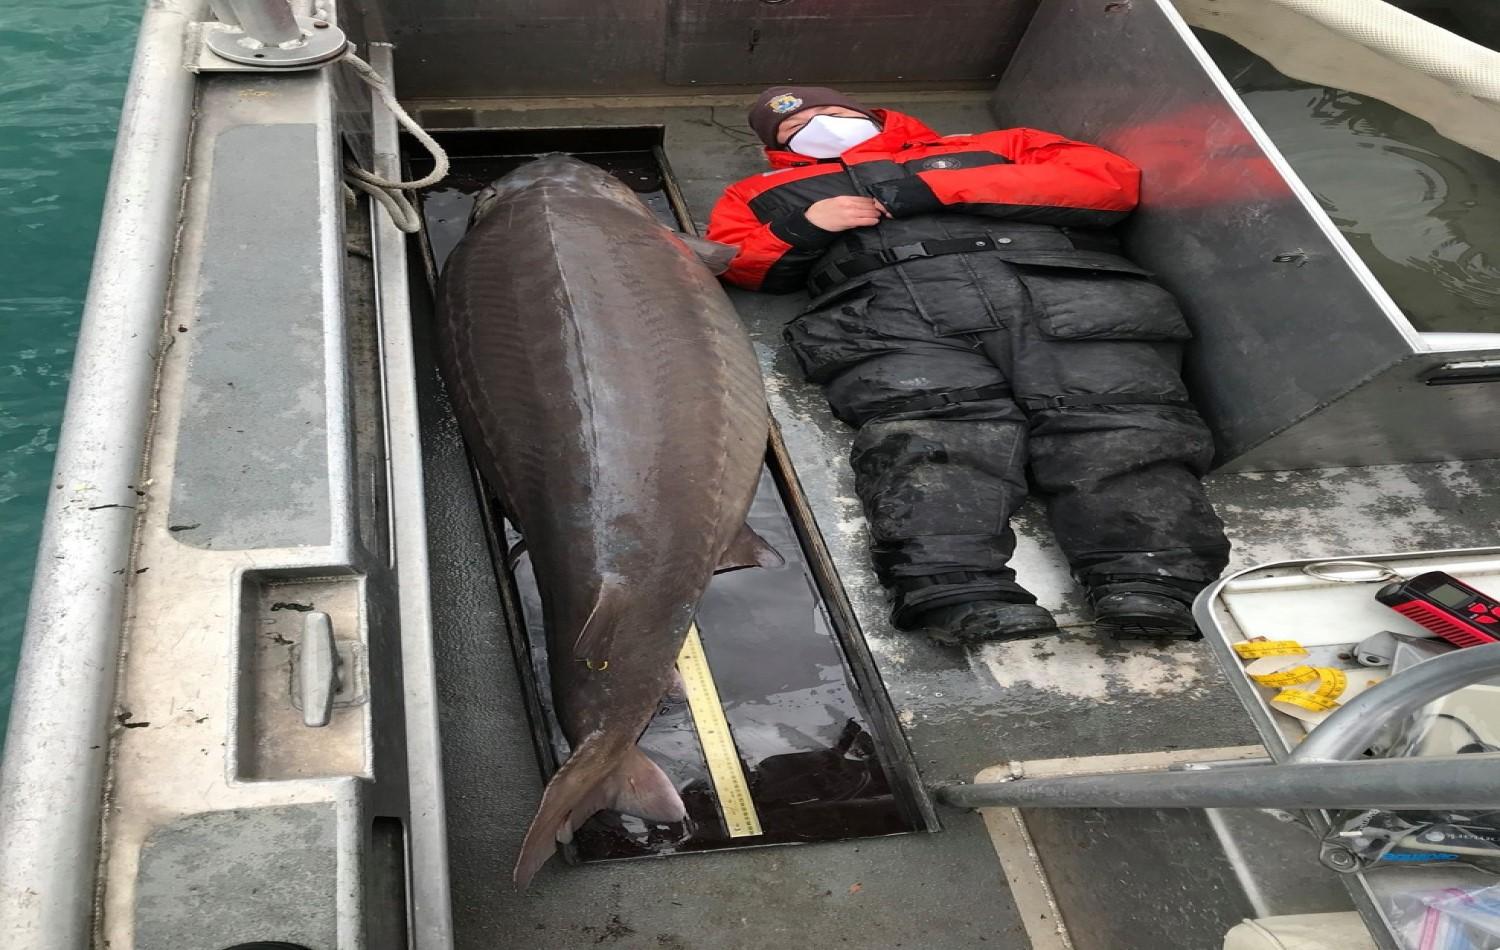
[[469, 154, 643, 225]]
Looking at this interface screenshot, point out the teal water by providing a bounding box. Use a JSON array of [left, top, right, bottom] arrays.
[[0, 0, 142, 736]]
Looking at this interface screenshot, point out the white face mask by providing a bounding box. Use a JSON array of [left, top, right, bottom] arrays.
[[786, 115, 881, 159]]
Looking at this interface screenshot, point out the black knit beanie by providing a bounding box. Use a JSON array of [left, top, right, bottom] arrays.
[[747, 86, 878, 149]]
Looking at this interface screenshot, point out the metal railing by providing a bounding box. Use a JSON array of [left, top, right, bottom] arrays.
[[0, 3, 202, 945], [937, 641, 1500, 811]]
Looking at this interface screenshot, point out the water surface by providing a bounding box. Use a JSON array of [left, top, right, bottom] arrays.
[[0, 0, 142, 734], [1201, 32, 1500, 333]]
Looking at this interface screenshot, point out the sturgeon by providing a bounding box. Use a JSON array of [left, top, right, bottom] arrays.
[[435, 155, 773, 886]]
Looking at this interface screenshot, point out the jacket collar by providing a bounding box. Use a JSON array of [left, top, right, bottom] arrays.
[[763, 109, 944, 168]]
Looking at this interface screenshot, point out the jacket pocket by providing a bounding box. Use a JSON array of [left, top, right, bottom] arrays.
[[784, 283, 902, 383], [1012, 257, 1191, 342]]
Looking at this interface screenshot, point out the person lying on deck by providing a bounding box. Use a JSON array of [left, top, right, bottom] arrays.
[[707, 86, 1231, 644]]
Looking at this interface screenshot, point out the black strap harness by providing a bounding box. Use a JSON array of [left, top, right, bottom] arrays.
[[812, 237, 1008, 295], [890, 383, 1014, 413], [809, 229, 1120, 297], [901, 571, 996, 591], [1020, 393, 1192, 411], [885, 386, 1190, 416]]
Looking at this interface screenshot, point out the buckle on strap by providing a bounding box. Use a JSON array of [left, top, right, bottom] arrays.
[[809, 236, 1002, 296], [880, 237, 996, 265], [808, 264, 845, 297], [885, 383, 1014, 416], [881, 242, 933, 264]]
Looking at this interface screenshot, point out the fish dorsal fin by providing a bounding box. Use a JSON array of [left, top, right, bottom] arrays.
[[714, 523, 786, 574], [571, 575, 626, 661], [675, 232, 738, 276]]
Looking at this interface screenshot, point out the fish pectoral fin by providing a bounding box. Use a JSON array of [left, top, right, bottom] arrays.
[[602, 747, 688, 824], [571, 575, 627, 662], [566, 749, 686, 834], [513, 740, 686, 888], [676, 232, 739, 276], [714, 523, 786, 574]]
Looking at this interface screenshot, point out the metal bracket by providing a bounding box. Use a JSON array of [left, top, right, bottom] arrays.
[[1318, 841, 1363, 873], [193, 1, 348, 73]]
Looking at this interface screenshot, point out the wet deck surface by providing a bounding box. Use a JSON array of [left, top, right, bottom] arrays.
[[410, 93, 1500, 949]]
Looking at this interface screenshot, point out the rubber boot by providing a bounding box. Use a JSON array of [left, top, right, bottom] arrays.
[[916, 600, 1060, 645], [1089, 579, 1200, 640]]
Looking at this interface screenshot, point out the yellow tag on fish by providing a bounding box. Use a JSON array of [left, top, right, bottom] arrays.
[[677, 624, 763, 838]]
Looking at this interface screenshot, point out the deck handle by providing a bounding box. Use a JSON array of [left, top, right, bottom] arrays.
[[299, 611, 342, 727]]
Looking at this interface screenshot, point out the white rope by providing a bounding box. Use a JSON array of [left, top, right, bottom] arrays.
[[341, 47, 449, 233], [344, 173, 423, 231], [1271, 0, 1500, 104]]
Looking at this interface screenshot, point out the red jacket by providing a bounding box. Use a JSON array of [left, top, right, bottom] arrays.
[[707, 110, 1141, 292]]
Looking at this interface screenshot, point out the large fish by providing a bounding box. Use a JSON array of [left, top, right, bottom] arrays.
[[435, 155, 773, 886]]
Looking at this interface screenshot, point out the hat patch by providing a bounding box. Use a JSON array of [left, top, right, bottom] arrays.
[[768, 94, 803, 115]]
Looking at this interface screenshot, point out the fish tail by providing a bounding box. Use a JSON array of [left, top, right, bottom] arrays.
[[513, 737, 686, 887]]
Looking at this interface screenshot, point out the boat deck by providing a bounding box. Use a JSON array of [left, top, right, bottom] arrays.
[[407, 93, 1500, 949], [8, 0, 1499, 945]]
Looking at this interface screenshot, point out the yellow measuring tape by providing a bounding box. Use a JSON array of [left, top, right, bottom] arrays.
[[1233, 639, 1308, 659], [1272, 667, 1349, 713], [1234, 638, 1369, 721], [676, 624, 763, 838], [1248, 665, 1319, 688]]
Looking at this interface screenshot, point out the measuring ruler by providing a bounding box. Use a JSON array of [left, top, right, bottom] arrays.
[[676, 624, 763, 838]]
